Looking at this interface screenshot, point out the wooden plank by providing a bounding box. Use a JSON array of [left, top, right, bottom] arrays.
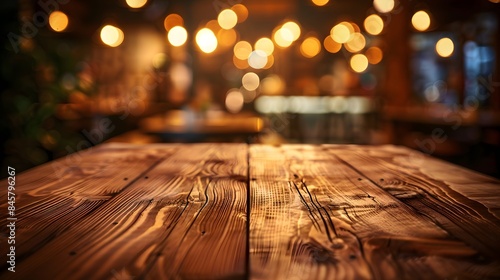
[[1, 143, 247, 280], [0, 143, 176, 272], [250, 145, 500, 280], [326, 145, 500, 258]]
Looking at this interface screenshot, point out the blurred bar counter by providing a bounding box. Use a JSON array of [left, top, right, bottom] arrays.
[[139, 110, 264, 142]]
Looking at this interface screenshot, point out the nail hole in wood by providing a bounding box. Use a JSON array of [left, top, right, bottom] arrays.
[[112, 222, 118, 225], [69, 251, 77, 256], [124, 177, 128, 181]]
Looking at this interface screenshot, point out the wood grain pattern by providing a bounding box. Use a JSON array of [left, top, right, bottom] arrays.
[[0, 143, 247, 280], [249, 145, 500, 280], [0, 143, 176, 270], [1, 143, 499, 279]]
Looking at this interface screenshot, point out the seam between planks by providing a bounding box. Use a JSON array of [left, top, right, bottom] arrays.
[[245, 143, 251, 280]]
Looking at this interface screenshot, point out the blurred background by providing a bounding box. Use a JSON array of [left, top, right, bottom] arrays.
[[1, 0, 499, 177]]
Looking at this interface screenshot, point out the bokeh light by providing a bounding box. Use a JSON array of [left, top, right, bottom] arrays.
[[168, 26, 187, 47], [261, 74, 285, 95], [241, 87, 257, 103], [263, 54, 274, 69], [373, 0, 395, 13], [345, 32, 366, 53], [350, 54, 369, 73], [170, 63, 192, 91], [152, 53, 167, 68], [164, 14, 183, 31], [255, 37, 274, 56], [49, 11, 68, 32], [217, 28, 237, 48], [436, 37, 454, 57], [218, 9, 238, 30], [412, 10, 431, 31], [329, 96, 348, 113], [225, 89, 244, 113], [234, 41, 252, 60], [255, 96, 288, 113], [206, 20, 221, 33], [273, 28, 294, 48], [126, 0, 147, 8], [282, 21, 301, 41], [331, 22, 352, 43], [233, 55, 249, 69], [364, 14, 384, 35], [365, 47, 383, 64], [248, 50, 268, 69], [196, 28, 218, 53], [242, 72, 260, 91], [312, 0, 329, 6], [323, 36, 341, 53], [231, 4, 248, 23], [100, 25, 124, 47], [300, 37, 321, 58]]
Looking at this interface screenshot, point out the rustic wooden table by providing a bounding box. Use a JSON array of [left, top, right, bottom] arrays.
[[1, 143, 499, 279]]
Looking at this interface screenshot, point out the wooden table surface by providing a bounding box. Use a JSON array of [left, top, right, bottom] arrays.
[[1, 143, 499, 279]]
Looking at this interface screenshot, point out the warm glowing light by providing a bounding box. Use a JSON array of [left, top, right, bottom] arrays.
[[273, 28, 294, 48], [255, 37, 274, 56], [218, 9, 238, 30], [196, 28, 217, 53], [206, 20, 221, 33], [300, 37, 321, 58], [350, 22, 361, 33], [242, 72, 260, 91], [217, 29, 237, 47], [234, 41, 252, 60], [323, 36, 341, 53], [255, 96, 288, 113], [100, 25, 124, 47], [282, 21, 301, 41], [312, 0, 329, 6], [365, 47, 383, 64], [248, 50, 268, 69], [168, 26, 187, 47], [170, 63, 192, 91], [489, 0, 500, 3], [261, 74, 285, 95], [49, 11, 68, 32], [263, 54, 274, 69], [164, 14, 183, 31], [373, 0, 394, 13], [126, 0, 147, 8], [331, 22, 352, 43], [329, 96, 348, 113], [231, 4, 248, 23], [345, 33, 366, 53], [350, 54, 368, 73], [436, 37, 454, 57], [241, 88, 257, 103], [152, 53, 167, 68], [233, 55, 249, 69], [412, 10, 431, 31], [225, 89, 244, 113], [364, 14, 384, 35]]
